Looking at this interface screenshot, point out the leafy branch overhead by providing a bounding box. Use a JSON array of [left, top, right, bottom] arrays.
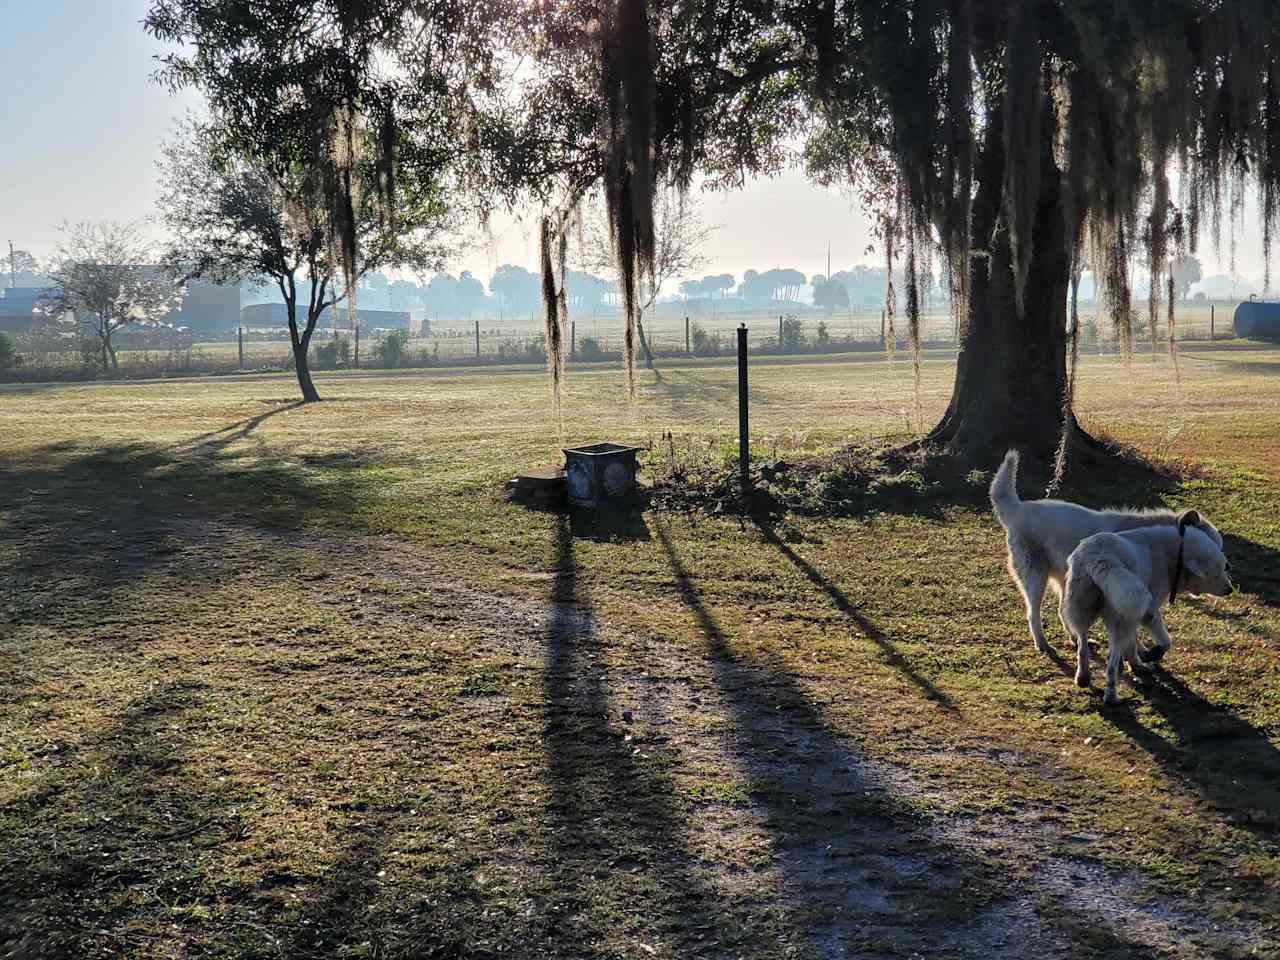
[[148, 0, 1280, 467]]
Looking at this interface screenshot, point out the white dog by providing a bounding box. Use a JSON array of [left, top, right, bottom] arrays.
[[1060, 511, 1233, 704], [989, 450, 1223, 659]]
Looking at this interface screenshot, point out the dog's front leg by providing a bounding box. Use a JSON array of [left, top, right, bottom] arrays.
[[1124, 631, 1152, 677], [1141, 608, 1172, 663]]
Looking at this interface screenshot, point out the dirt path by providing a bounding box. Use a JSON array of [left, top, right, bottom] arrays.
[[176, 517, 1275, 958]]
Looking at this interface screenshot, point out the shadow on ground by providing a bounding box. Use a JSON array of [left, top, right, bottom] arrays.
[[534, 515, 733, 955], [0, 680, 240, 956], [752, 520, 957, 712], [1105, 670, 1280, 841], [651, 522, 1081, 957], [1222, 532, 1280, 608]]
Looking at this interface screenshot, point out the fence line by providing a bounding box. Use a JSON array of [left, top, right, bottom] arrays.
[[2, 301, 1246, 380]]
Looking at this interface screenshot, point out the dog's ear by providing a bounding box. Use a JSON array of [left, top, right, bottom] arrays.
[[1183, 554, 1208, 579], [1178, 509, 1201, 536]]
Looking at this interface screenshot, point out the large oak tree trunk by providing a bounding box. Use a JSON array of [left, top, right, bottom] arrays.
[[927, 91, 1087, 473]]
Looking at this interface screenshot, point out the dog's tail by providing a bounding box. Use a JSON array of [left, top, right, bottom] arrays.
[[1075, 541, 1157, 624], [989, 449, 1022, 527]]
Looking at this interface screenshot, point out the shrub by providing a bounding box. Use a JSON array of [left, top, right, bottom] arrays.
[[412, 344, 440, 366], [816, 320, 831, 347], [0, 332, 16, 371], [781, 316, 805, 353], [690, 323, 726, 357], [314, 337, 352, 370], [498, 336, 546, 362], [374, 329, 411, 367], [576, 337, 607, 361]]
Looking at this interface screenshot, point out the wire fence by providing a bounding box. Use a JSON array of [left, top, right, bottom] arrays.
[[1, 300, 1243, 381]]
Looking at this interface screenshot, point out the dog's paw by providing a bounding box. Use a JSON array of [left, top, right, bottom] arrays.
[[1144, 645, 1168, 664], [1075, 670, 1091, 688], [1129, 656, 1152, 675], [1102, 690, 1120, 707]]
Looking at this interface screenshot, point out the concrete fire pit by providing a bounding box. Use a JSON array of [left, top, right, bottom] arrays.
[[562, 442, 642, 507]]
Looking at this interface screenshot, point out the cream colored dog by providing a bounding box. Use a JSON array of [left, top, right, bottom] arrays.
[[1060, 512, 1233, 704], [989, 450, 1223, 660]]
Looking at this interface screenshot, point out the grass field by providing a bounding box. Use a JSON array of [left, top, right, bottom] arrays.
[[2, 343, 1279, 958]]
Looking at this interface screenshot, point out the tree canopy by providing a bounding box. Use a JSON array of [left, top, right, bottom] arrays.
[[148, 0, 1280, 466]]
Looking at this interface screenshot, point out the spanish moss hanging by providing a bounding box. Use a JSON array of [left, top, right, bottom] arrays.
[[599, 0, 657, 399], [1049, 265, 1082, 493], [540, 215, 567, 432]]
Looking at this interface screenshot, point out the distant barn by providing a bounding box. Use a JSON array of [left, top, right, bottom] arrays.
[[0, 286, 55, 333], [164, 279, 240, 332]]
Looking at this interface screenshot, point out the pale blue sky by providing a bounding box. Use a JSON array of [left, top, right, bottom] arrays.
[[1, 1, 1269, 290]]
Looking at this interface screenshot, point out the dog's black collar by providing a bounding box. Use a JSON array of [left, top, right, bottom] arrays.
[[1170, 523, 1187, 605]]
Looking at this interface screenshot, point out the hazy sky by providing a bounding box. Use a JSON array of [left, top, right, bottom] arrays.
[[2, 0, 1272, 292]]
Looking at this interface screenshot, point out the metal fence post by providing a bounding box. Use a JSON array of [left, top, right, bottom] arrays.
[[237, 326, 244, 370], [1210, 304, 1215, 341], [571, 320, 577, 360], [777, 314, 783, 350], [738, 325, 749, 495], [354, 324, 360, 368], [475, 320, 480, 358], [685, 316, 691, 356]]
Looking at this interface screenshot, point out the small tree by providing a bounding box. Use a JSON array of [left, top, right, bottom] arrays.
[[1171, 255, 1203, 301], [158, 118, 452, 402], [7, 248, 39, 285], [0, 332, 17, 370], [579, 187, 711, 369], [43, 222, 183, 373], [374, 329, 410, 368], [812, 275, 851, 312]]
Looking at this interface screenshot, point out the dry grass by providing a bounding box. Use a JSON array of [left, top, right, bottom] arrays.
[[2, 344, 1279, 958]]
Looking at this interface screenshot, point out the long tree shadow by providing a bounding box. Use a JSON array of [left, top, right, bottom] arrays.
[[0, 433, 360, 602], [642, 368, 767, 413], [0, 679, 239, 956], [1104, 669, 1280, 843], [652, 523, 1073, 957], [753, 520, 957, 712], [538, 516, 734, 956], [171, 399, 306, 452]]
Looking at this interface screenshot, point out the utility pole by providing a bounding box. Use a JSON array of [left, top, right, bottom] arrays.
[[9, 241, 16, 290]]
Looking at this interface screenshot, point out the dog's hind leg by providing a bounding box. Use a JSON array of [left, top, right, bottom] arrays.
[[1058, 585, 1093, 687], [1102, 619, 1130, 706], [1010, 547, 1051, 654]]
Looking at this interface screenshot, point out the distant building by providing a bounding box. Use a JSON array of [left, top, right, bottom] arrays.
[[0, 286, 56, 333], [240, 302, 410, 330], [164, 279, 240, 331], [321, 305, 410, 330]]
